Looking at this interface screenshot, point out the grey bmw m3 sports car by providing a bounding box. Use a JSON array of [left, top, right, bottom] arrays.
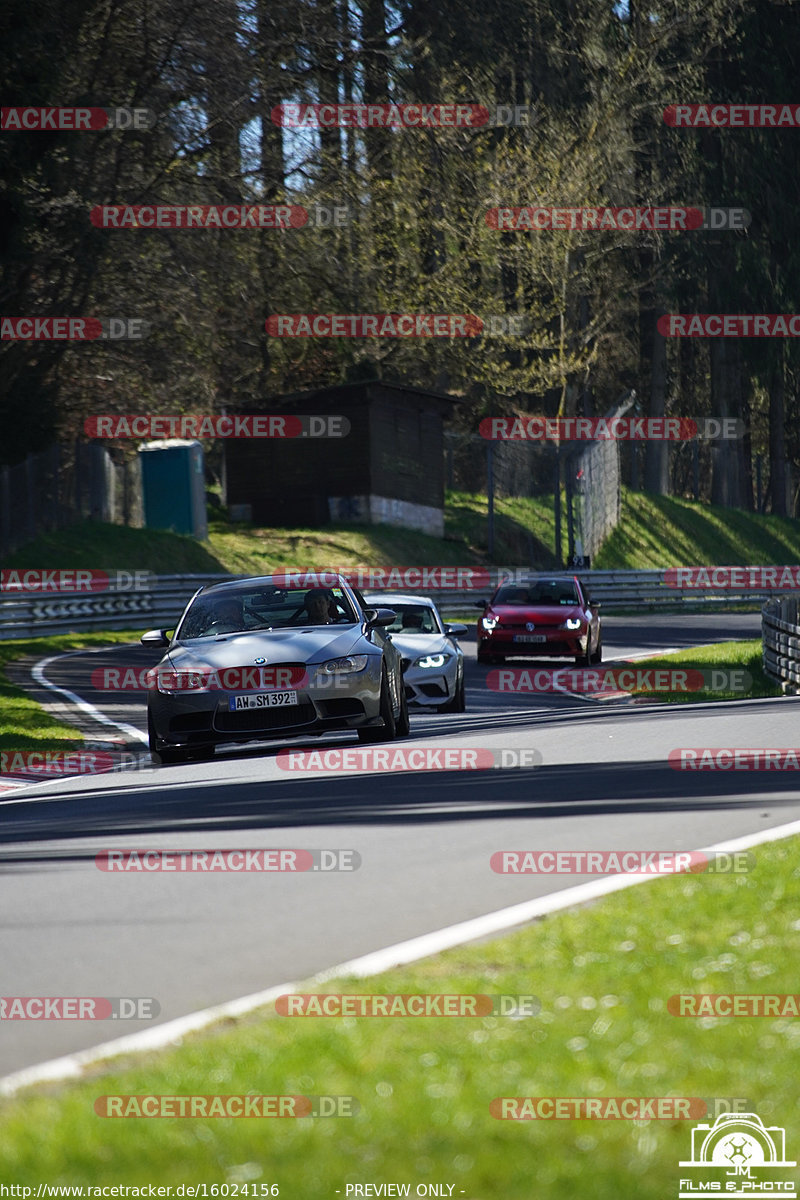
[[141, 574, 409, 764]]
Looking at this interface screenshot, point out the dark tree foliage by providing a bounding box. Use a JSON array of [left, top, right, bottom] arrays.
[[1, 0, 798, 513]]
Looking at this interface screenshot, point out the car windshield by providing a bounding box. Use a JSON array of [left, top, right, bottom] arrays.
[[382, 604, 441, 634], [179, 585, 358, 638], [494, 582, 580, 607]]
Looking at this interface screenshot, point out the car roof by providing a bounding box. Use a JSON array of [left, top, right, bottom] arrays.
[[197, 573, 352, 597], [362, 592, 437, 607], [496, 576, 581, 587]]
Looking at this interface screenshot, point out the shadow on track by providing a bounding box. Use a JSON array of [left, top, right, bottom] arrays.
[[1, 748, 796, 861]]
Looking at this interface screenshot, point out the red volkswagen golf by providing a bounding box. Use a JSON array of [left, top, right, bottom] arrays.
[[476, 575, 602, 665]]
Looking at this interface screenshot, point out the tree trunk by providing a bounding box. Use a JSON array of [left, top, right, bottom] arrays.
[[644, 308, 669, 494], [767, 342, 788, 515]]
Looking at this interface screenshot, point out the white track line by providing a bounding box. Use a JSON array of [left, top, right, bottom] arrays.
[[3, 814, 800, 1097], [1, 647, 148, 798], [32, 647, 148, 744]]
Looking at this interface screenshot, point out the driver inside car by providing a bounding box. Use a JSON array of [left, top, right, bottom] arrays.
[[209, 597, 244, 634], [303, 588, 335, 625]]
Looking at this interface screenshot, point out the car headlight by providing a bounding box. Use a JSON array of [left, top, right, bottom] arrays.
[[480, 616, 498, 632], [143, 667, 212, 696], [414, 653, 450, 669], [147, 667, 213, 694], [316, 655, 369, 674], [561, 617, 583, 631]]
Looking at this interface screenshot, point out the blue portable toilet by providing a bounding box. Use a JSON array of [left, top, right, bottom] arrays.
[[138, 439, 208, 538]]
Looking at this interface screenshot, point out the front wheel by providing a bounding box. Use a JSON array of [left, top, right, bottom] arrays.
[[396, 680, 410, 737], [439, 668, 466, 713], [590, 633, 603, 665], [358, 668, 398, 743]]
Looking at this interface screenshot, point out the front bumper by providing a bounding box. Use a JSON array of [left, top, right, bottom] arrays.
[[478, 630, 587, 659], [148, 658, 385, 748], [401, 660, 459, 706]]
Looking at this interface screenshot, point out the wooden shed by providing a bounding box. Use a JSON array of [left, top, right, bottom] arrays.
[[223, 381, 459, 535]]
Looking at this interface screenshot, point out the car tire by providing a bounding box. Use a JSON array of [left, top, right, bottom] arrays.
[[439, 667, 466, 713], [396, 679, 410, 737], [574, 649, 590, 667], [590, 634, 603, 665], [358, 667, 398, 743]]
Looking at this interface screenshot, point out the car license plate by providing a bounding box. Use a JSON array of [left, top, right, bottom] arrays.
[[512, 634, 546, 643], [228, 691, 298, 711]]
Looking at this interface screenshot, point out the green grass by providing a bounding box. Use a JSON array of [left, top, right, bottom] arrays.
[[623, 639, 782, 703], [1, 523, 226, 574], [445, 491, 565, 566], [595, 491, 800, 568], [6, 490, 800, 576], [205, 516, 483, 575], [0, 631, 146, 755], [1, 836, 798, 1195]]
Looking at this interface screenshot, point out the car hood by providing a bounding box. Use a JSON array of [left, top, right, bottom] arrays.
[[489, 603, 587, 626], [387, 632, 453, 658], [168, 627, 366, 668]]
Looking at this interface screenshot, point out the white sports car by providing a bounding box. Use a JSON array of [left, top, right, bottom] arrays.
[[363, 592, 467, 713]]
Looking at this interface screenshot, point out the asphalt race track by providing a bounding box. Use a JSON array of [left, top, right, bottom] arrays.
[[4, 611, 798, 1079]]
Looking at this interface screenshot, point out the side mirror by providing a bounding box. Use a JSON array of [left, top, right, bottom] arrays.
[[366, 607, 397, 629], [474, 599, 489, 609], [140, 629, 170, 647], [445, 623, 468, 637]]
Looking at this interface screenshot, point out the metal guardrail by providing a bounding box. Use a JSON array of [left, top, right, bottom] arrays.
[[0, 567, 786, 641], [762, 596, 800, 693]]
